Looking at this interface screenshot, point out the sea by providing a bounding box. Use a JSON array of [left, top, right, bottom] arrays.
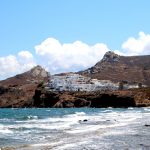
[[0, 108, 150, 150]]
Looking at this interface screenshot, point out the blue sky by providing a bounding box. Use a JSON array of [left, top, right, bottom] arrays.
[[0, 0, 150, 79]]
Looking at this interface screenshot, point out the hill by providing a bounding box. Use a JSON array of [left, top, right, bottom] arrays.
[[0, 66, 48, 107], [0, 52, 150, 108], [79, 51, 150, 86]]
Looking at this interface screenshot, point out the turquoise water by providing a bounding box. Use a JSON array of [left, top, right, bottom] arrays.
[[0, 108, 150, 150]]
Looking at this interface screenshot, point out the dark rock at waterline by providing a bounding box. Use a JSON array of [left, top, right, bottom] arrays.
[[32, 88, 137, 108], [33, 89, 60, 107], [1, 84, 150, 108], [144, 124, 150, 127], [86, 94, 136, 108], [78, 119, 88, 123], [32, 85, 150, 108], [53, 97, 91, 108], [83, 119, 88, 122]]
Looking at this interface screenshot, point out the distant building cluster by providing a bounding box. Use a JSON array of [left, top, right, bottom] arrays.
[[47, 73, 119, 92], [45, 73, 145, 92]]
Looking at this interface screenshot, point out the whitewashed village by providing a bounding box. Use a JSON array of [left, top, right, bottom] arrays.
[[45, 73, 142, 92]]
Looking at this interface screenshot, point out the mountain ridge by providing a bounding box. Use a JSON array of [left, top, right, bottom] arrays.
[[0, 65, 49, 107], [0, 65, 48, 86], [0, 52, 150, 108], [79, 51, 150, 86]]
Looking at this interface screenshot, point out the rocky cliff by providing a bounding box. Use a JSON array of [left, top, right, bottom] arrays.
[[79, 51, 150, 86], [0, 66, 49, 107], [0, 52, 150, 108], [33, 87, 150, 108]]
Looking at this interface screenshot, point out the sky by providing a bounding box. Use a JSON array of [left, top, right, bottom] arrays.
[[0, 0, 150, 79]]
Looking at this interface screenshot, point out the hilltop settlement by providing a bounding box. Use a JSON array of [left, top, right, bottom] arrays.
[[0, 51, 150, 108]]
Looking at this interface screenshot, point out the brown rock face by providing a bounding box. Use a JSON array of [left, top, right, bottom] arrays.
[[0, 66, 49, 108], [32, 89, 139, 108], [85, 94, 135, 108], [33, 89, 91, 108], [33, 89, 60, 107], [54, 93, 91, 108], [79, 51, 150, 86], [1, 52, 150, 108]]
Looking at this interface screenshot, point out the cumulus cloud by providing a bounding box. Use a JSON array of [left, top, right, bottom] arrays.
[[17, 51, 36, 70], [35, 38, 110, 74], [0, 51, 36, 80], [1, 32, 150, 80], [0, 55, 20, 77], [121, 32, 150, 55], [18, 50, 33, 60]]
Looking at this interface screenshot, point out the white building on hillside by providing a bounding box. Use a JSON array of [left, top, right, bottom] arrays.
[[47, 73, 119, 91]]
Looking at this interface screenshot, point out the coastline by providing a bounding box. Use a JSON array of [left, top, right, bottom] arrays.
[[0, 108, 150, 150]]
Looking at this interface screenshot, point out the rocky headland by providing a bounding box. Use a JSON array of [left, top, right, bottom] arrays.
[[33, 86, 150, 108], [0, 52, 150, 108], [0, 65, 49, 107], [79, 51, 150, 86]]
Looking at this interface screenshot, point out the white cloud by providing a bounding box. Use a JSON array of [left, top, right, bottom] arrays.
[[18, 50, 33, 60], [17, 51, 36, 69], [35, 38, 110, 74], [1, 32, 150, 80], [0, 55, 20, 77], [0, 51, 36, 80], [121, 32, 150, 55]]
